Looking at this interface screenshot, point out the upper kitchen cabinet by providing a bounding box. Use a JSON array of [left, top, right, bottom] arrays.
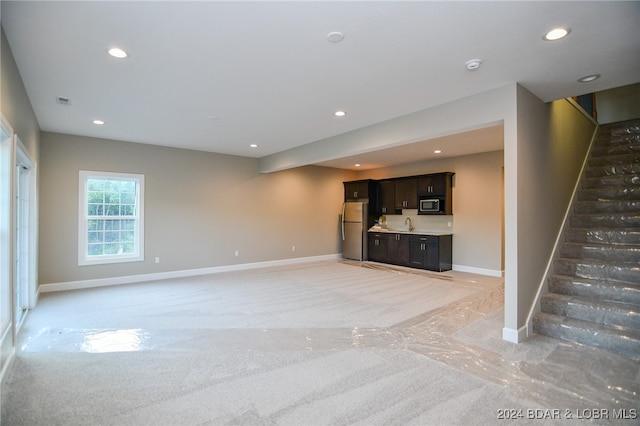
[[378, 180, 396, 215], [394, 177, 417, 209], [417, 172, 454, 196], [344, 179, 377, 202]]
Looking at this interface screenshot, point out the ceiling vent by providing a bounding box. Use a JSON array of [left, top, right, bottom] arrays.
[[56, 96, 71, 106]]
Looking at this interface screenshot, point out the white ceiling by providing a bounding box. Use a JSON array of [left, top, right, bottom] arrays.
[[2, 1, 639, 170]]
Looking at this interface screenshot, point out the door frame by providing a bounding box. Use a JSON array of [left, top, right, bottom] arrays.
[[14, 135, 37, 329]]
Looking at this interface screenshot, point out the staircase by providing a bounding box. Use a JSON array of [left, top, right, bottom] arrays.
[[532, 118, 640, 359]]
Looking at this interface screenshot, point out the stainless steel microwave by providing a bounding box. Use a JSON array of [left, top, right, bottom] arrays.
[[419, 198, 441, 213]]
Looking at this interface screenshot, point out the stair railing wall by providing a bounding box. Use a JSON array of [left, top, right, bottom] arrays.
[[524, 123, 600, 337]]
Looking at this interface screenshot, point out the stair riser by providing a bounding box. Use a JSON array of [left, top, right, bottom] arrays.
[[569, 214, 640, 228], [558, 244, 640, 263], [554, 260, 640, 283], [585, 164, 640, 178], [577, 187, 640, 201], [541, 296, 640, 331], [582, 175, 640, 189], [564, 229, 640, 246], [591, 144, 640, 158], [594, 133, 640, 146], [588, 154, 640, 168], [609, 125, 640, 136], [548, 277, 640, 305], [532, 316, 640, 359], [573, 200, 640, 214]]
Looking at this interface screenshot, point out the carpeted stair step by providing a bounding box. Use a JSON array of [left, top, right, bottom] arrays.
[[585, 163, 640, 178], [540, 293, 640, 331], [547, 274, 640, 305], [591, 142, 640, 157], [564, 228, 640, 246], [558, 242, 640, 263], [599, 121, 640, 136], [569, 212, 640, 228], [581, 174, 640, 189], [553, 258, 640, 283], [588, 152, 640, 169], [593, 130, 640, 145], [532, 312, 640, 360], [573, 200, 640, 214], [577, 186, 640, 201]]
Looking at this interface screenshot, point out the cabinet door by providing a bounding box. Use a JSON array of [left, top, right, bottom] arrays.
[[344, 180, 369, 200], [394, 178, 417, 209], [387, 233, 410, 266], [409, 236, 426, 268], [424, 239, 440, 271], [378, 180, 396, 215], [417, 174, 446, 195], [368, 234, 388, 262]]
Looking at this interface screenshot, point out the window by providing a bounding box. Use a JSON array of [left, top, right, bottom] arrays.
[[79, 171, 144, 266]]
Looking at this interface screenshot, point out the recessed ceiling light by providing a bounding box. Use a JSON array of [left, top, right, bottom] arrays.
[[92, 120, 105, 125], [334, 111, 346, 117], [249, 144, 258, 148], [578, 74, 601, 83], [465, 59, 482, 71], [434, 150, 442, 154], [354, 163, 361, 167], [327, 31, 344, 43], [108, 47, 128, 59], [544, 27, 571, 41]]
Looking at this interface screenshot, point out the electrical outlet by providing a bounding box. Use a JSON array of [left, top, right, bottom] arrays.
[[235, 250, 239, 257], [448, 221, 452, 227], [292, 246, 296, 252], [155, 257, 160, 263]]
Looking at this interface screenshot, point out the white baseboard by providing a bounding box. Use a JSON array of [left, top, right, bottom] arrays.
[[502, 324, 529, 343], [453, 264, 503, 277], [39, 254, 341, 293]]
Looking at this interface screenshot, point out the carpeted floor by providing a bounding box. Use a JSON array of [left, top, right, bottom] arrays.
[[2, 260, 638, 425]]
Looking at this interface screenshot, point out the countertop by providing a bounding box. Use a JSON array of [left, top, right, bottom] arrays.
[[368, 226, 452, 236]]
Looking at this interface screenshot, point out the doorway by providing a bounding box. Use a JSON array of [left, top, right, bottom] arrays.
[[14, 137, 36, 330]]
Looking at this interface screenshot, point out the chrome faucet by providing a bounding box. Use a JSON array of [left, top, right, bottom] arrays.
[[405, 217, 414, 231]]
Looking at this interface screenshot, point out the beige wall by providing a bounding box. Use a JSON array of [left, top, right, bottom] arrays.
[[512, 91, 596, 332], [596, 82, 640, 124], [358, 150, 504, 275], [39, 132, 356, 284], [1, 25, 41, 386]]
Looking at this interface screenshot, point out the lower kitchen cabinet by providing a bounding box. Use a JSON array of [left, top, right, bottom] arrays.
[[388, 233, 411, 266], [409, 234, 452, 272], [368, 233, 388, 263], [368, 232, 452, 272]]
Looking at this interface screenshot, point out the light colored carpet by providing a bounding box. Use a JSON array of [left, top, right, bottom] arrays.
[[2, 261, 638, 425]]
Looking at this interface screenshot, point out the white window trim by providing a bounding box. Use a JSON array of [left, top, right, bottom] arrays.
[[78, 170, 144, 266]]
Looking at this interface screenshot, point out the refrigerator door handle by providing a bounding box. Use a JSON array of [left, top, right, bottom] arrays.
[[341, 203, 346, 240]]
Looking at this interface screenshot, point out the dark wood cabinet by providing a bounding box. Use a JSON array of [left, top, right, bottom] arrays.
[[417, 172, 454, 215], [344, 179, 376, 201], [378, 180, 396, 215], [368, 232, 452, 272], [368, 233, 388, 262], [394, 177, 417, 209], [388, 233, 411, 266], [417, 172, 453, 196], [409, 234, 452, 272]]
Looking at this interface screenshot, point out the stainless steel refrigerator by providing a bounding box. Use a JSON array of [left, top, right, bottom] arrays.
[[341, 201, 368, 260]]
